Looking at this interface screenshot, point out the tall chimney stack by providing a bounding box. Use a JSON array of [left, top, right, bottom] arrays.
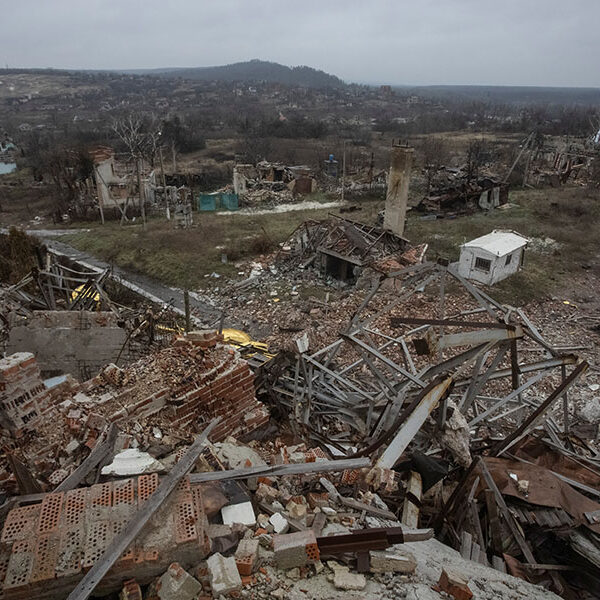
[[384, 145, 413, 237]]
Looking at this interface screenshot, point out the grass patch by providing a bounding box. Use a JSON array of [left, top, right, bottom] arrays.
[[62, 198, 385, 289], [405, 186, 600, 304]]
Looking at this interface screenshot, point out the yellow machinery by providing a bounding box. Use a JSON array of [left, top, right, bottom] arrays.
[[221, 328, 275, 363]]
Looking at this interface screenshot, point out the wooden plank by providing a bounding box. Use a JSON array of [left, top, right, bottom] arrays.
[[477, 458, 536, 564], [401, 471, 422, 529], [188, 457, 370, 484], [460, 531, 473, 559], [484, 489, 503, 555], [492, 555, 506, 572], [66, 418, 219, 600], [55, 423, 118, 492]]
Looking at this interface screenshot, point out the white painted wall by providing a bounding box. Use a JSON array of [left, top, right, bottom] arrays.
[[457, 246, 524, 285]]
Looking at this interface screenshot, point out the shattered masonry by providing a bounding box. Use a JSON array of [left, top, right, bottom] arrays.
[[0, 352, 52, 436], [0, 474, 209, 599]]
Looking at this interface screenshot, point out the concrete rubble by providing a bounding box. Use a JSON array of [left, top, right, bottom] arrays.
[[0, 230, 598, 600]]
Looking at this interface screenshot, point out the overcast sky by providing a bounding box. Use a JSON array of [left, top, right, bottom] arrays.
[[1, 0, 598, 87]]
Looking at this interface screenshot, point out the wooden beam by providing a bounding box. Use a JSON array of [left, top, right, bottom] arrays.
[[401, 471, 422, 529], [376, 377, 453, 469], [188, 457, 371, 484], [55, 424, 118, 492], [66, 418, 219, 600]]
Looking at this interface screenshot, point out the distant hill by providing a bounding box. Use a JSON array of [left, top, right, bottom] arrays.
[[125, 59, 346, 89]]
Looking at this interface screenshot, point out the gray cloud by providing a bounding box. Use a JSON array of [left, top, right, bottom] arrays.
[[0, 0, 598, 86]]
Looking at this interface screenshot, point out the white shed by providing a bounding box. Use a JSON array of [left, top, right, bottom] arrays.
[[457, 230, 528, 285]]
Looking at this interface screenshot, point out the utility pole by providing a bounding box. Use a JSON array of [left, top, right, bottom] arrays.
[[136, 157, 147, 231], [341, 140, 346, 203], [158, 146, 170, 220], [171, 140, 177, 172]]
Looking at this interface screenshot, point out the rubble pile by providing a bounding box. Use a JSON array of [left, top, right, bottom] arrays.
[[0, 255, 599, 598], [0, 331, 268, 495]]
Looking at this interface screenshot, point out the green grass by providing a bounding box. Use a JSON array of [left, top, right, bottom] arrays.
[[60, 186, 599, 305], [61, 196, 385, 289], [405, 186, 600, 304]]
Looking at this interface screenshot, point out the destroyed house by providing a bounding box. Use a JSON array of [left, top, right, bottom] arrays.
[[418, 177, 509, 214], [287, 215, 410, 282]]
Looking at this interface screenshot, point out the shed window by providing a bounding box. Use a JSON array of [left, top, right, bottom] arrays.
[[505, 253, 512, 266], [474, 257, 491, 272]]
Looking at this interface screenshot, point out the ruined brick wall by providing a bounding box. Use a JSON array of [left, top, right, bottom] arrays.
[[0, 352, 51, 435], [83, 330, 270, 442]]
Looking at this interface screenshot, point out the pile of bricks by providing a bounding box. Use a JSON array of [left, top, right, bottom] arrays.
[[82, 331, 270, 441], [0, 474, 210, 599], [0, 352, 52, 436]]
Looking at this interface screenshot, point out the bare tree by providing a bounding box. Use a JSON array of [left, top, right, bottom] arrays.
[[112, 114, 161, 166], [465, 138, 492, 183], [420, 137, 450, 193]]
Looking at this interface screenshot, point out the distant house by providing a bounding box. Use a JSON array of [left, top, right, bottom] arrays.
[[457, 230, 528, 285]]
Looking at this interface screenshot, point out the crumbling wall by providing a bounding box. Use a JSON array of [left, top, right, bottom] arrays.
[[0, 352, 51, 435], [6, 311, 129, 379], [82, 330, 270, 442]]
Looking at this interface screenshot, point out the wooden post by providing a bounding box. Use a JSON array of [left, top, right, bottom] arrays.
[[401, 471, 422, 529], [341, 140, 346, 203], [184, 290, 191, 332], [136, 157, 146, 231], [159, 146, 170, 220]]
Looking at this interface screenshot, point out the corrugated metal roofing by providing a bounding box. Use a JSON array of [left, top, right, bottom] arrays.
[[462, 230, 528, 257]]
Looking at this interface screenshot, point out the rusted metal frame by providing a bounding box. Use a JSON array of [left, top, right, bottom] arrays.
[[561, 364, 570, 434], [460, 343, 509, 414], [304, 361, 313, 425], [455, 354, 578, 387], [421, 342, 492, 384], [510, 338, 523, 420], [436, 326, 523, 352], [477, 457, 537, 564], [469, 370, 548, 427], [338, 326, 428, 377], [303, 354, 375, 402], [348, 277, 384, 329], [459, 344, 494, 410], [493, 361, 588, 456], [344, 332, 426, 388], [446, 267, 499, 319], [376, 376, 453, 469], [515, 308, 556, 356], [355, 272, 440, 330], [352, 344, 399, 398], [390, 316, 510, 329], [309, 338, 344, 360], [367, 385, 411, 442], [67, 418, 220, 600], [189, 458, 371, 483]]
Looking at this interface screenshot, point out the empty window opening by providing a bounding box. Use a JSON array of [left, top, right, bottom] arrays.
[[474, 257, 491, 272]]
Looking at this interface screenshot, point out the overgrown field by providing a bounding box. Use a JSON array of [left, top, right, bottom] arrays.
[[60, 186, 600, 304]]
